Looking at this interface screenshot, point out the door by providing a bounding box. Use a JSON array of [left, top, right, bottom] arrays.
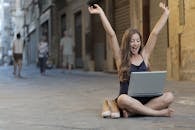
[[142, 0, 150, 45], [28, 31, 37, 64], [59, 13, 66, 67], [74, 11, 83, 68], [91, 1, 106, 71]]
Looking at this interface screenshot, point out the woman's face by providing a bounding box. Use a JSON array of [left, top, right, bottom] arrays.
[[129, 33, 141, 55]]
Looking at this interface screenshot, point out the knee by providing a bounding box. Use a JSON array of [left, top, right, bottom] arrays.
[[117, 94, 130, 109], [163, 92, 174, 104]]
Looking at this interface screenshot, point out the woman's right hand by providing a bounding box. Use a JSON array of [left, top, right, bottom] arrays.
[[88, 4, 103, 15], [88, 3, 121, 70]]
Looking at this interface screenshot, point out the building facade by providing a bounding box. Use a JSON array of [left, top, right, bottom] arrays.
[[0, 0, 20, 65], [21, 0, 195, 81], [168, 0, 195, 81], [22, 0, 53, 65]]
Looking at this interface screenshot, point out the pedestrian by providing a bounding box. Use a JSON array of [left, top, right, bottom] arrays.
[[38, 35, 49, 76], [88, 2, 174, 118], [60, 30, 74, 72], [12, 33, 25, 78]]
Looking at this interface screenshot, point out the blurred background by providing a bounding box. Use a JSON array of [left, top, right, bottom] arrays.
[[0, 0, 194, 81]]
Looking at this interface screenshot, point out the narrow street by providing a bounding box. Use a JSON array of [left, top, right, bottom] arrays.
[[0, 65, 195, 130]]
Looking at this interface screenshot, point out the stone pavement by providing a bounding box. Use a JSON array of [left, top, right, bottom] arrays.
[[0, 65, 195, 130]]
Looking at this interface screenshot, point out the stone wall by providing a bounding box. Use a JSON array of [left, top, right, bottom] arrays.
[[168, 0, 195, 81]]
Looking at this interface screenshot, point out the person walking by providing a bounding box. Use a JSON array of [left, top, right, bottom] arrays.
[[60, 30, 74, 72], [12, 33, 25, 78], [38, 35, 49, 76], [88, 2, 174, 118]]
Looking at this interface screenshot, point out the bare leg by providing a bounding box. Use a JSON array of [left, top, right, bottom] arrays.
[[18, 60, 22, 77], [117, 94, 173, 117], [145, 92, 174, 110], [13, 60, 17, 75], [68, 64, 72, 70]]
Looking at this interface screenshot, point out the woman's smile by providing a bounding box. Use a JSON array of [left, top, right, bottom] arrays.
[[131, 46, 139, 54], [129, 33, 141, 54]]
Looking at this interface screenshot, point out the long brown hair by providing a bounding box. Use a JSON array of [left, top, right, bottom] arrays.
[[119, 28, 143, 82]]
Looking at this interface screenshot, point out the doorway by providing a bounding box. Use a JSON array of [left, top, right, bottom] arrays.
[[91, 1, 106, 71], [142, 0, 150, 45], [74, 11, 83, 68]]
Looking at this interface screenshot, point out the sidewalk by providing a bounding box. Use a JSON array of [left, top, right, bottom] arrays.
[[0, 65, 195, 130]]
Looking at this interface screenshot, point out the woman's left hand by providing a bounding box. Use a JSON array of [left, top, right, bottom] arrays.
[[159, 2, 170, 15]]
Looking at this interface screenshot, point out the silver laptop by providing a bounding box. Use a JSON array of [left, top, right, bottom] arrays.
[[128, 71, 167, 97]]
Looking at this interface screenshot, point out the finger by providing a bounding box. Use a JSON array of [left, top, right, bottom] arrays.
[[94, 4, 100, 8], [159, 2, 167, 10], [89, 6, 93, 9], [159, 2, 163, 8], [88, 7, 92, 12], [163, 3, 166, 8], [94, 4, 101, 9], [88, 6, 93, 12]]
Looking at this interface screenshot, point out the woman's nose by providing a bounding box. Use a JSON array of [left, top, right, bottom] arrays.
[[131, 41, 138, 45]]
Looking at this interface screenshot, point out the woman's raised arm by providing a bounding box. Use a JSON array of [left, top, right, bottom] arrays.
[[142, 2, 170, 61], [88, 4, 121, 70]]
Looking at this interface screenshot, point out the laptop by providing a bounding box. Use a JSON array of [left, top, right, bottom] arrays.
[[128, 71, 167, 97]]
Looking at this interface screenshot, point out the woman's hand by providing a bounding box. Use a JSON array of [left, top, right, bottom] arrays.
[[88, 4, 103, 14], [159, 2, 170, 15]]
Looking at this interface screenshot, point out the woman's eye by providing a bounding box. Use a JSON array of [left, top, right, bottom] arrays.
[[137, 40, 140, 42], [130, 40, 140, 43], [130, 40, 134, 43]]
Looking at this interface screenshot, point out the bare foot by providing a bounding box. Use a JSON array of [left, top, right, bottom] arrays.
[[122, 110, 129, 118], [160, 108, 174, 117], [18, 74, 22, 78], [122, 109, 136, 118], [13, 72, 16, 75], [166, 108, 174, 117]]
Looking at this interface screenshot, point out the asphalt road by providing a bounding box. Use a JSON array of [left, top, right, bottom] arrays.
[[0, 65, 195, 130]]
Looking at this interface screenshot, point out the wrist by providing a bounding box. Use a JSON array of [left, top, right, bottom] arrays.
[[99, 9, 104, 15], [165, 10, 170, 15]]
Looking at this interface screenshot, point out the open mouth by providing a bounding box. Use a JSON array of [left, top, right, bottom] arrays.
[[131, 46, 138, 50], [130, 46, 140, 54]]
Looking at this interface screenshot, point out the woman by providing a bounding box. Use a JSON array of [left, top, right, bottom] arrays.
[[38, 35, 49, 76], [88, 2, 174, 118]]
